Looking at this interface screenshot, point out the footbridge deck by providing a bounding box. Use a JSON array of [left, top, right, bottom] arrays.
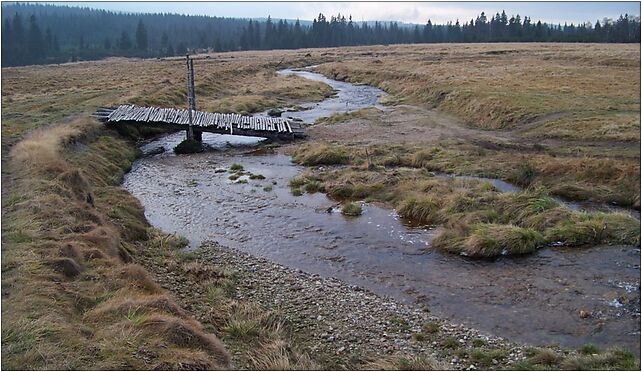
[[93, 104, 305, 140]]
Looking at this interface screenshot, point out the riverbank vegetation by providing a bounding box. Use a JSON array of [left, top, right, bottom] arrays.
[[1, 119, 232, 369], [289, 142, 640, 257]]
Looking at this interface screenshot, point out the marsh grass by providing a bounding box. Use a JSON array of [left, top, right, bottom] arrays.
[[292, 143, 350, 165], [230, 163, 244, 172], [341, 202, 363, 216], [315, 43, 640, 141], [469, 348, 509, 366], [291, 149, 639, 257], [1, 119, 231, 369], [519, 346, 639, 371], [314, 107, 382, 125], [364, 354, 446, 370]]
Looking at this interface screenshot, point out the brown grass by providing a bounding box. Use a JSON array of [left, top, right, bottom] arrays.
[[314, 43, 640, 140], [1, 119, 233, 369]]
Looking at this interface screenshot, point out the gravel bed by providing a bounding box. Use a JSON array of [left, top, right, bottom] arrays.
[[167, 242, 533, 370]]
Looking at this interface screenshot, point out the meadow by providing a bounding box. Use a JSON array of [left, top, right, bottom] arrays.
[[1, 43, 640, 369]]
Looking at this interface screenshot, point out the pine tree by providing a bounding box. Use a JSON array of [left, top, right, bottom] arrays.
[[176, 42, 187, 55], [2, 19, 11, 65], [293, 19, 303, 48], [11, 13, 26, 66], [160, 32, 169, 50], [135, 19, 148, 50], [27, 15, 45, 63], [264, 16, 274, 49], [247, 20, 255, 49], [119, 30, 132, 50], [45, 27, 52, 55]]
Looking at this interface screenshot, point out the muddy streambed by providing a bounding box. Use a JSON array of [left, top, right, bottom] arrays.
[[123, 69, 640, 354]]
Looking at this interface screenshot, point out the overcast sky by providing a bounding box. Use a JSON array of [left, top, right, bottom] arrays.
[[57, 2, 640, 25]]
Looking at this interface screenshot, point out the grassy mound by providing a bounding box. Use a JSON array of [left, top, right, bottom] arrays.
[[397, 196, 443, 225], [460, 224, 544, 258], [546, 212, 641, 246], [2, 119, 230, 369], [292, 143, 350, 165], [341, 202, 363, 216]]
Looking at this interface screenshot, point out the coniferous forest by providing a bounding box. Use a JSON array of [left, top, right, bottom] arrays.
[[2, 2, 640, 67]]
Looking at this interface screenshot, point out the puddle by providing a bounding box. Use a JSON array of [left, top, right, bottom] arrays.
[[123, 69, 640, 354]]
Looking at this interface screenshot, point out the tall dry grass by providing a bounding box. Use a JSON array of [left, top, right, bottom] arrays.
[[2, 118, 232, 369], [314, 43, 640, 140]]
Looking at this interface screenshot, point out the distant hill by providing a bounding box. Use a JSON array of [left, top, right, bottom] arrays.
[[2, 2, 639, 67]]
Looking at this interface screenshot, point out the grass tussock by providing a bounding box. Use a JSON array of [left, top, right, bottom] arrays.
[[560, 348, 639, 370], [341, 202, 363, 216], [397, 196, 443, 225], [517, 347, 639, 371], [458, 224, 545, 258], [546, 212, 641, 246], [292, 143, 350, 166], [230, 163, 244, 172], [364, 354, 446, 370], [314, 107, 382, 125]]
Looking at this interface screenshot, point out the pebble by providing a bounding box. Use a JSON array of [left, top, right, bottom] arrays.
[[139, 242, 533, 371]]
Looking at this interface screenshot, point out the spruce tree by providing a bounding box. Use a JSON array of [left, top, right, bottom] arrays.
[[27, 14, 45, 63], [135, 19, 148, 50], [119, 30, 132, 50]]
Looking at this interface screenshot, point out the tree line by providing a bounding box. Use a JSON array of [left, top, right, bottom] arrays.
[[2, 3, 640, 67]]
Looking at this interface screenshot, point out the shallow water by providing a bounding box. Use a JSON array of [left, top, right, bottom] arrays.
[[124, 71, 640, 354], [263, 68, 387, 124], [125, 133, 640, 353]]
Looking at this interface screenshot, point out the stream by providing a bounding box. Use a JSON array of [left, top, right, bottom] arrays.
[[123, 67, 640, 354]]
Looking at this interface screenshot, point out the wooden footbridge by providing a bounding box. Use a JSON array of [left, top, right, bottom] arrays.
[[92, 104, 305, 140], [94, 54, 304, 141]]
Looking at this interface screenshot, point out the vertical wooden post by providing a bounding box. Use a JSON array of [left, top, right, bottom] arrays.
[[189, 58, 196, 111], [186, 54, 195, 140], [185, 54, 201, 142]]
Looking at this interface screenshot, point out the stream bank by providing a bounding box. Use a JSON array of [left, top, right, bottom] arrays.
[[138, 241, 533, 370], [124, 68, 640, 355]]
